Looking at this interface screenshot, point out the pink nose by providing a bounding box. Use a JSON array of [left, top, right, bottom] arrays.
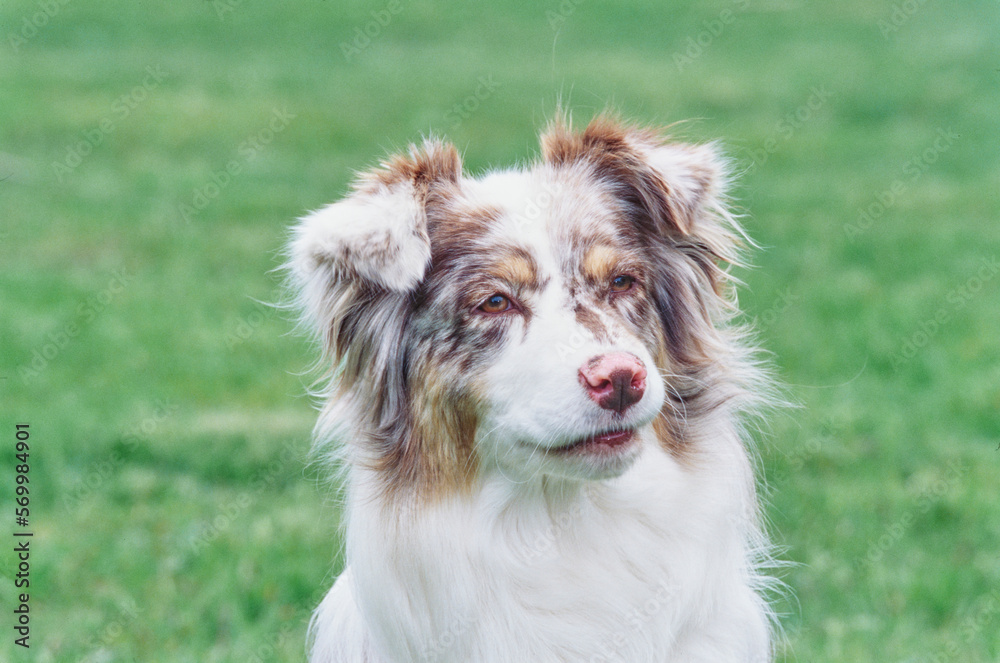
[[578, 353, 647, 414]]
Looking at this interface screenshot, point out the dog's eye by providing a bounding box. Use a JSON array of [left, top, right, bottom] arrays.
[[478, 294, 513, 314], [610, 275, 636, 293]]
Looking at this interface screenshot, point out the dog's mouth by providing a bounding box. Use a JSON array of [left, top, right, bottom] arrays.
[[549, 428, 637, 455]]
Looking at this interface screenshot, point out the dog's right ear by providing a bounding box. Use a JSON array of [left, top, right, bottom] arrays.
[[288, 139, 461, 355]]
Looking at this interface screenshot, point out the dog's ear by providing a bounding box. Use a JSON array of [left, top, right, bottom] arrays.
[[540, 115, 735, 254], [288, 139, 461, 358], [542, 114, 746, 384]]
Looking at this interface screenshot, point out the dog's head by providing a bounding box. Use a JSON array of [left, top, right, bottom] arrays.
[[289, 116, 745, 497]]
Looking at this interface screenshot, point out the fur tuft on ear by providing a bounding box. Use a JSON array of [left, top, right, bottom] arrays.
[[541, 114, 736, 255], [288, 139, 462, 344], [286, 138, 467, 495], [291, 190, 429, 295]]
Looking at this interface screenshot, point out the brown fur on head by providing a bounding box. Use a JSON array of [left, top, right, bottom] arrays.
[[539, 114, 755, 455]]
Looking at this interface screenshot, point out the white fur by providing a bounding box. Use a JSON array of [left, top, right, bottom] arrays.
[[312, 432, 770, 662], [299, 139, 775, 663], [289, 182, 431, 310], [465, 173, 668, 483]]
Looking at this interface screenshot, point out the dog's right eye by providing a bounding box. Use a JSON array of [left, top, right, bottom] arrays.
[[478, 294, 513, 314]]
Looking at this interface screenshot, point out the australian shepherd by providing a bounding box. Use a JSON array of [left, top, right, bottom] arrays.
[[288, 114, 778, 662]]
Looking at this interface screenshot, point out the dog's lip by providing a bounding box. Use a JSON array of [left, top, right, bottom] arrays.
[[549, 428, 637, 454]]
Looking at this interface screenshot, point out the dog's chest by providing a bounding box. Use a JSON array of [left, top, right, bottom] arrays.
[[468, 517, 697, 661], [351, 452, 738, 662]]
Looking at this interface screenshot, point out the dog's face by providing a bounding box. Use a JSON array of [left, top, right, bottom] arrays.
[[290, 116, 739, 496], [415, 170, 668, 482]]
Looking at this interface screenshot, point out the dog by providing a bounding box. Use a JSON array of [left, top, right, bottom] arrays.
[[288, 114, 778, 662]]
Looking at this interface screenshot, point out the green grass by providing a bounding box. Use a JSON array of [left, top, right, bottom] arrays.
[[1, 0, 998, 660]]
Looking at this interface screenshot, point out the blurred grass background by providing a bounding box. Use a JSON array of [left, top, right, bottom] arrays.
[[1, 0, 998, 661]]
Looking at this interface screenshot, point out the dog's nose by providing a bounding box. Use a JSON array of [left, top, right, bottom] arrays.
[[578, 353, 647, 414]]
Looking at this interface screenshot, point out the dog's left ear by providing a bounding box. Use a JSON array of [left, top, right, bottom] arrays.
[[541, 115, 732, 244]]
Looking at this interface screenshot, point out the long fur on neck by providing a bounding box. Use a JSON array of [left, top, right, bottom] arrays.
[[289, 114, 782, 663]]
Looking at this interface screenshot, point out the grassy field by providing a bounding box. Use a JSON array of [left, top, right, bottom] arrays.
[[1, 0, 998, 660]]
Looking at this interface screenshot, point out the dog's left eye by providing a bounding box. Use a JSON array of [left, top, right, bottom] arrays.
[[610, 275, 636, 293], [478, 294, 513, 314]]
